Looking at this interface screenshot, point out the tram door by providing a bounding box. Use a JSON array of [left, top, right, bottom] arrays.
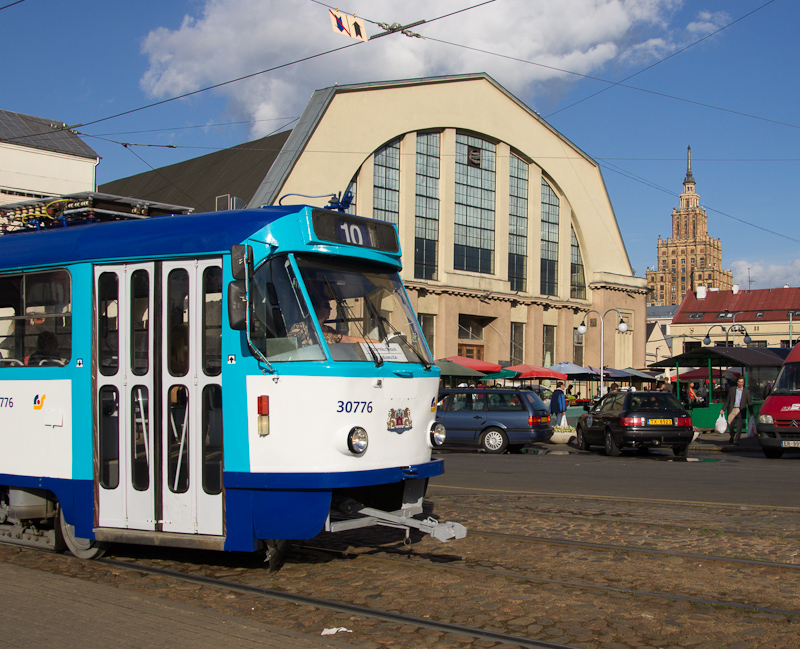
[[160, 260, 223, 536], [95, 263, 156, 530], [95, 261, 223, 536]]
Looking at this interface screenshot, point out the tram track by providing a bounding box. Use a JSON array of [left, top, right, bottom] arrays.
[[290, 542, 800, 618], [95, 556, 580, 649], [448, 503, 800, 540]]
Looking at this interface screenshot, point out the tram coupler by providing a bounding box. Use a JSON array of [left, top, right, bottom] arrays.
[[329, 499, 467, 542]]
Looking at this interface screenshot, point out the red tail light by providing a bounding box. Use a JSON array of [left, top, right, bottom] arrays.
[[529, 415, 550, 426], [678, 416, 693, 427], [620, 416, 644, 427]]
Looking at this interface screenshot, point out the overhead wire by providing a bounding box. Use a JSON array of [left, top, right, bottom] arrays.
[[545, 0, 778, 118], [0, 0, 26, 11]]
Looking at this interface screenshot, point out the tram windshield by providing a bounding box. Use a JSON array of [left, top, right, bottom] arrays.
[[249, 254, 432, 365]]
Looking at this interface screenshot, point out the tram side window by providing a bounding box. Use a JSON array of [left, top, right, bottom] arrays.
[[98, 272, 119, 376], [130, 269, 150, 376], [249, 256, 324, 362], [0, 270, 71, 367], [202, 384, 223, 495], [168, 269, 190, 377], [202, 266, 222, 377]]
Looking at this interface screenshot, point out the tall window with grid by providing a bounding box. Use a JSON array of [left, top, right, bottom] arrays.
[[373, 139, 400, 225], [415, 133, 440, 280], [570, 226, 586, 299], [508, 154, 528, 291], [454, 133, 496, 274], [510, 322, 524, 365], [540, 178, 559, 296]]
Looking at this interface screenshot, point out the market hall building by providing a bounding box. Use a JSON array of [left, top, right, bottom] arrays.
[[101, 74, 647, 370]]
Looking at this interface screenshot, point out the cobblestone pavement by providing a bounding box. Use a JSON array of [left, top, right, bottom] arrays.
[[3, 493, 800, 649]]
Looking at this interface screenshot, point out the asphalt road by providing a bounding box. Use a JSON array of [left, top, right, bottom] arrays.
[[428, 447, 800, 508]]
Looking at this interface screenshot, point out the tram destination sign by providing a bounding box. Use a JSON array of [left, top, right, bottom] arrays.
[[312, 210, 399, 253]]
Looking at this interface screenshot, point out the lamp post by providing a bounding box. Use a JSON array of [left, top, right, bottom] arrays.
[[703, 324, 751, 347], [577, 309, 627, 398]]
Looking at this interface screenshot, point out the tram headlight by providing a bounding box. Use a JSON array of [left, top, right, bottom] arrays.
[[347, 427, 369, 454], [430, 422, 446, 447]]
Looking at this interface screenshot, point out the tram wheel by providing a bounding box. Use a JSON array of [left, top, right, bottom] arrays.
[[56, 508, 106, 560], [265, 539, 290, 572]]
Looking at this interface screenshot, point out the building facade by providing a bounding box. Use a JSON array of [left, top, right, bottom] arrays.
[[102, 75, 648, 369], [671, 285, 800, 353], [0, 110, 98, 207], [646, 147, 732, 306]]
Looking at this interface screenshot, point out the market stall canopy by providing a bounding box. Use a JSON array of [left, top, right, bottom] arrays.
[[649, 347, 790, 369], [444, 355, 502, 373], [435, 359, 486, 377], [505, 364, 568, 380], [548, 361, 600, 381], [479, 368, 521, 381], [615, 367, 660, 381], [586, 366, 612, 377], [674, 367, 740, 381]]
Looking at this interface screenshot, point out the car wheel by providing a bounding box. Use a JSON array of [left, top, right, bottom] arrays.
[[763, 447, 784, 459], [480, 427, 508, 454], [576, 426, 588, 451], [673, 444, 690, 457], [604, 429, 621, 457]]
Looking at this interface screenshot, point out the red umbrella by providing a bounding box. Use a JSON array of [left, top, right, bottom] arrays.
[[444, 355, 502, 373], [675, 368, 740, 381], [505, 364, 568, 380]]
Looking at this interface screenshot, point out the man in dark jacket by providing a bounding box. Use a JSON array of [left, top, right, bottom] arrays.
[[550, 381, 567, 427], [724, 377, 751, 445]]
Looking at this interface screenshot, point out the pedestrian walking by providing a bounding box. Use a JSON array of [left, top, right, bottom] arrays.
[[724, 377, 751, 445], [550, 381, 567, 427]]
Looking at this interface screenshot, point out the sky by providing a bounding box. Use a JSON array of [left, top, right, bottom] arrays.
[[2, 0, 799, 290]]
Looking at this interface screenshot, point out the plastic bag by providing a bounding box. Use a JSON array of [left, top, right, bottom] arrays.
[[747, 415, 757, 438], [715, 410, 728, 434]]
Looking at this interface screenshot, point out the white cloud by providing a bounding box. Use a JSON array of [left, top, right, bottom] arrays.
[[731, 258, 800, 290], [687, 10, 730, 35], [140, 0, 694, 138]]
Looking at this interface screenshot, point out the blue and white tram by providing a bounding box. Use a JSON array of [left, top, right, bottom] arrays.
[[0, 204, 464, 560]]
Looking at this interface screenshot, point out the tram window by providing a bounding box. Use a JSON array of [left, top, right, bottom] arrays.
[[167, 269, 190, 377], [168, 385, 190, 494], [249, 256, 324, 362], [0, 270, 72, 367], [202, 266, 222, 377], [130, 270, 150, 376], [202, 385, 223, 495], [130, 386, 150, 491], [97, 272, 119, 376], [99, 386, 120, 489]]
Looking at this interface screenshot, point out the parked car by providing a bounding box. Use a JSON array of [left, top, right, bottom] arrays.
[[576, 390, 694, 456], [436, 388, 553, 453]]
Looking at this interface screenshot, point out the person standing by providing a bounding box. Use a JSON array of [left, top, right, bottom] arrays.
[[724, 377, 751, 445], [550, 381, 567, 427]]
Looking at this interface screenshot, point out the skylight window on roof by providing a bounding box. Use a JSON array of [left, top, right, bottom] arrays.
[[756, 312, 764, 318]]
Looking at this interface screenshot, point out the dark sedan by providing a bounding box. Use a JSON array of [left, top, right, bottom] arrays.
[[576, 390, 694, 456]]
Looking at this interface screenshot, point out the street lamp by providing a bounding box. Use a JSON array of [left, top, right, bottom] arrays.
[[703, 324, 751, 347], [577, 309, 627, 397]]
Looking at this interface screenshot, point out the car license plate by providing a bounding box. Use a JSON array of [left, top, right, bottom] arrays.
[[781, 441, 800, 448], [648, 418, 672, 425]]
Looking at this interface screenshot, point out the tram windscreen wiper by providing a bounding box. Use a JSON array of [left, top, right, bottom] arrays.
[[324, 277, 383, 367]]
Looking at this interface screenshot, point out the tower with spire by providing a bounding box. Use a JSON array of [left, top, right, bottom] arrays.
[[646, 147, 733, 306]]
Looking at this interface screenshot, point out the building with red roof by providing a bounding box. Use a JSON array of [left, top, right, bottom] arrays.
[[671, 285, 800, 353]]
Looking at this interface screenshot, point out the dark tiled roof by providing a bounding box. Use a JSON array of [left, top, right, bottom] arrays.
[[0, 109, 97, 159], [674, 287, 800, 324], [99, 130, 291, 213]]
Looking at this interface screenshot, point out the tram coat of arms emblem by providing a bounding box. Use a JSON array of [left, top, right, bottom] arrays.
[[387, 407, 412, 432]]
